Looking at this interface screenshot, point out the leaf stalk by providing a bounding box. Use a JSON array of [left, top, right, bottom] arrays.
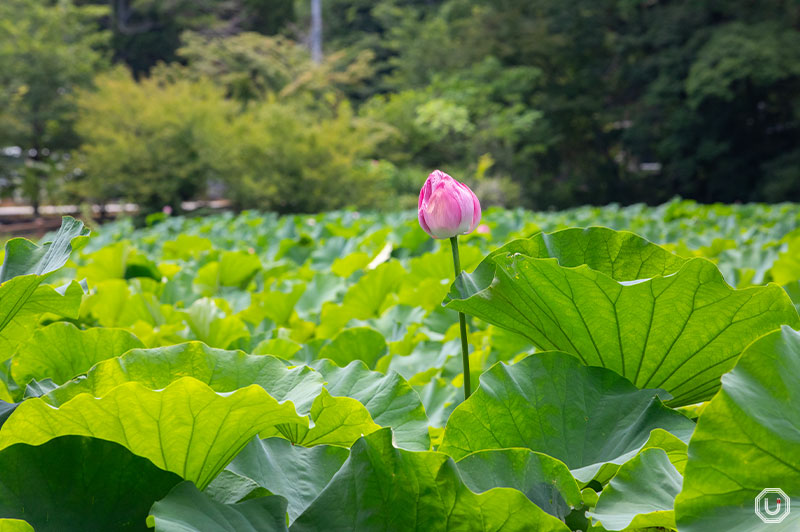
[[450, 236, 471, 400]]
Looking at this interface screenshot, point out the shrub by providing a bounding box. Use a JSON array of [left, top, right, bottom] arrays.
[[218, 98, 393, 213], [69, 67, 234, 213]]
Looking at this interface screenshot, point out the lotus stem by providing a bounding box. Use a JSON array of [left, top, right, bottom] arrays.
[[450, 236, 471, 400]]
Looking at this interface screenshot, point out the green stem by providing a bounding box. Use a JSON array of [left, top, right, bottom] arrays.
[[450, 236, 471, 400]]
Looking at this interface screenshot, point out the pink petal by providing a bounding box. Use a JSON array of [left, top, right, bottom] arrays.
[[424, 185, 463, 238]]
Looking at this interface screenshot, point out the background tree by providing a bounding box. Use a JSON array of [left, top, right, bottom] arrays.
[[3, 0, 799, 214], [0, 0, 109, 213]]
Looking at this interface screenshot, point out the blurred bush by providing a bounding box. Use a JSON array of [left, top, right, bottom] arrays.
[[69, 65, 394, 214], [0, 0, 109, 212], [216, 98, 393, 213], [69, 68, 234, 214]]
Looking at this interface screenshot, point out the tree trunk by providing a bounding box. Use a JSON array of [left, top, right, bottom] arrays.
[[310, 0, 323, 64]]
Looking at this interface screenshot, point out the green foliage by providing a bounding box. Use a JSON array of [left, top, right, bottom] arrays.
[[0, 378, 308, 489], [587, 448, 681, 531], [0, 1, 108, 149], [110, 0, 296, 75], [674, 326, 800, 531], [221, 437, 349, 522], [70, 68, 234, 213], [0, 217, 88, 362], [217, 99, 391, 213], [438, 352, 694, 481], [73, 52, 388, 214], [291, 429, 571, 532], [3, 0, 800, 212], [11, 323, 144, 387], [686, 22, 800, 108], [456, 449, 583, 520], [147, 481, 289, 532], [177, 32, 312, 102], [177, 31, 376, 104], [0, 436, 182, 532], [0, 0, 108, 210], [445, 227, 800, 405], [0, 202, 797, 529]]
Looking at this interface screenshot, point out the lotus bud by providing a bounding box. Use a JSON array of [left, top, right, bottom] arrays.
[[418, 170, 481, 239]]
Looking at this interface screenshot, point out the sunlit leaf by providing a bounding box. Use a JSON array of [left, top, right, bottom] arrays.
[[312, 359, 431, 450], [675, 326, 800, 532], [291, 429, 571, 532], [44, 342, 324, 415], [439, 351, 695, 482], [11, 322, 143, 386], [446, 227, 800, 405], [0, 378, 307, 489]]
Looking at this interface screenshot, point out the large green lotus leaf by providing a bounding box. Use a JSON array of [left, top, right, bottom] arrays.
[[587, 448, 681, 531], [10, 322, 144, 386], [161, 234, 213, 261], [674, 326, 800, 532], [43, 342, 324, 414], [771, 235, 800, 285], [241, 284, 305, 328], [0, 520, 32, 532], [290, 429, 571, 532], [0, 216, 88, 282], [341, 260, 406, 319], [253, 338, 303, 359], [203, 470, 268, 504], [456, 449, 583, 520], [77, 241, 129, 282], [294, 273, 346, 319], [181, 298, 250, 349], [266, 388, 381, 447], [0, 378, 307, 489], [147, 481, 288, 532], [194, 251, 262, 296], [414, 374, 462, 429], [317, 326, 387, 369], [79, 279, 137, 328], [223, 437, 349, 523], [312, 359, 431, 451], [0, 280, 84, 361], [0, 436, 181, 531], [77, 241, 160, 283], [438, 352, 695, 482], [330, 251, 371, 277], [445, 227, 800, 405], [584, 428, 690, 488]]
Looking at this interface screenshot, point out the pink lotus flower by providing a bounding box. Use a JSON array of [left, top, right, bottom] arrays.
[[418, 170, 481, 239]]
